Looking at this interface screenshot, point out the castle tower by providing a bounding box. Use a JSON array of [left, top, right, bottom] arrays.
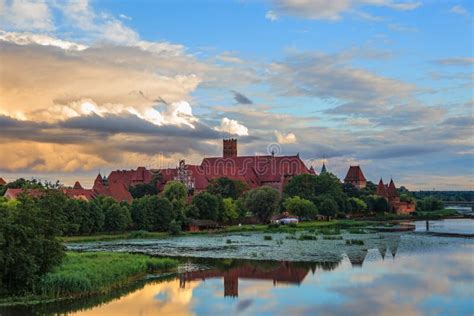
[[223, 138, 238, 158]]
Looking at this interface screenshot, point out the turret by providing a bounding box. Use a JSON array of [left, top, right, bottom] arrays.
[[223, 138, 237, 158]]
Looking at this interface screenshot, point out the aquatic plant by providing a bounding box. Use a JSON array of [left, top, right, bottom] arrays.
[[345, 239, 365, 245], [264, 235, 273, 241], [299, 234, 318, 240]]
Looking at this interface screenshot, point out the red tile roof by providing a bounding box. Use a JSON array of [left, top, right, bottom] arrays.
[[73, 181, 83, 189], [62, 188, 96, 201], [3, 188, 45, 199], [344, 166, 366, 182], [0, 177, 6, 186]]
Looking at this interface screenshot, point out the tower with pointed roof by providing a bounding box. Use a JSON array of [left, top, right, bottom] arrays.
[[321, 162, 327, 174], [344, 165, 366, 189]]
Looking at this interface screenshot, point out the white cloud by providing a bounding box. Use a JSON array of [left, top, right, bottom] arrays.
[[119, 14, 132, 20], [0, 0, 54, 31], [265, 10, 279, 21], [0, 31, 88, 51], [214, 118, 249, 136], [275, 131, 297, 144]]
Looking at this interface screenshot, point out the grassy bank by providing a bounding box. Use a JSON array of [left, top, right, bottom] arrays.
[[0, 252, 178, 306], [62, 230, 168, 243]]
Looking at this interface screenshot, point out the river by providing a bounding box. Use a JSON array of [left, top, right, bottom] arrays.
[[2, 219, 473, 316]]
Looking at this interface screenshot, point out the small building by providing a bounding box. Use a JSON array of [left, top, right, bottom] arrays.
[[0, 177, 6, 186], [187, 219, 219, 232], [344, 166, 367, 189]]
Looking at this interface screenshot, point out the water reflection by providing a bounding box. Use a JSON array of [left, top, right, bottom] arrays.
[[2, 228, 474, 315]]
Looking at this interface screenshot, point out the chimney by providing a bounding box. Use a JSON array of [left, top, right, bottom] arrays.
[[223, 138, 237, 158]]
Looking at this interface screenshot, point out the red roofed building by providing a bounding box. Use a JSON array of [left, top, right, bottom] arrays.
[[96, 139, 315, 202], [0, 177, 6, 186], [157, 139, 315, 194], [376, 178, 415, 215], [92, 173, 134, 203], [3, 188, 45, 200], [344, 166, 367, 189]]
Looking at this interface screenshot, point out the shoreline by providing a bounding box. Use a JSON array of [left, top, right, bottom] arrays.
[[62, 215, 470, 244], [0, 252, 179, 307]]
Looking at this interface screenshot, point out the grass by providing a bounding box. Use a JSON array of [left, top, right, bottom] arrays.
[[0, 252, 178, 306], [345, 239, 365, 246], [39, 252, 178, 299], [62, 231, 168, 243]]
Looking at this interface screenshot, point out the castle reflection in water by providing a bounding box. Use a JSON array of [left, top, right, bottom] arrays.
[[179, 235, 401, 298]]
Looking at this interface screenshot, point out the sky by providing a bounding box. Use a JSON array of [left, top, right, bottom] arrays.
[[0, 0, 472, 190]]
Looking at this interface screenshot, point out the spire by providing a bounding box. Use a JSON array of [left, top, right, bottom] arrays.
[[376, 178, 388, 198], [388, 179, 398, 197], [321, 162, 327, 174]]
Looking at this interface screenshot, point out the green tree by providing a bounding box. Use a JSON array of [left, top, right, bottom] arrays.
[[283, 196, 318, 220], [373, 197, 390, 213], [1, 193, 65, 294], [284, 174, 319, 201], [206, 177, 248, 199], [318, 197, 338, 218], [192, 192, 220, 221], [348, 197, 368, 214], [244, 187, 280, 223], [163, 181, 188, 202], [221, 198, 239, 223], [103, 202, 131, 232]]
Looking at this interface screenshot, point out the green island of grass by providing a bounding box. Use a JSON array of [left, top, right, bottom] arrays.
[[0, 252, 178, 306]]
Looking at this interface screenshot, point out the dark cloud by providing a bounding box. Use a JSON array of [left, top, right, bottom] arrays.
[[231, 90, 253, 104], [361, 144, 442, 159], [61, 113, 221, 139]]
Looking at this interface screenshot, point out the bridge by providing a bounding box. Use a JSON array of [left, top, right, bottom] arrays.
[[443, 201, 474, 212]]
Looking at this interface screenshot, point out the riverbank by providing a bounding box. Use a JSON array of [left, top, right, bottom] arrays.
[[0, 252, 178, 307]]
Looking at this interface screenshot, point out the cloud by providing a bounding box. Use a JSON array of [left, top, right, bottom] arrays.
[[265, 10, 279, 21], [449, 5, 468, 16], [0, 0, 53, 31], [119, 14, 132, 20], [269, 0, 421, 21], [0, 31, 88, 50], [269, 51, 415, 107], [275, 131, 297, 144], [214, 118, 249, 136], [232, 90, 253, 104], [433, 57, 474, 66]]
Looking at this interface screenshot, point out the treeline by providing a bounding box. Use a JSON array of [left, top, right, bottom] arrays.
[[412, 191, 473, 202]]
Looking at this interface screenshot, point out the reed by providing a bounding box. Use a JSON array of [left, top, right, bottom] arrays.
[[39, 252, 178, 298]]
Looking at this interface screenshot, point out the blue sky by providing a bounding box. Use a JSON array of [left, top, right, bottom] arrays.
[[0, 0, 472, 189]]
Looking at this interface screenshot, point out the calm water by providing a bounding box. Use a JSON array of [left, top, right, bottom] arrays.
[[2, 219, 474, 316], [415, 218, 474, 235]]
